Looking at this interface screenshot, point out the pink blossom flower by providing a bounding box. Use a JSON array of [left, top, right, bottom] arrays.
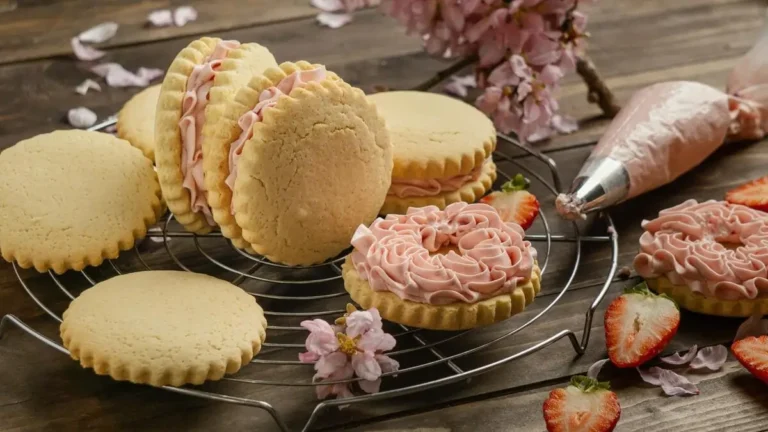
[[299, 306, 399, 400]]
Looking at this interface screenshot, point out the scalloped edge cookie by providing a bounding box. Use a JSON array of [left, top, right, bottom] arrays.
[[381, 160, 497, 215], [117, 84, 161, 162], [648, 277, 768, 317], [342, 256, 541, 330], [204, 61, 341, 250], [229, 61, 393, 265], [60, 271, 267, 387], [155, 37, 277, 234], [367, 91, 496, 180], [0, 130, 163, 274]]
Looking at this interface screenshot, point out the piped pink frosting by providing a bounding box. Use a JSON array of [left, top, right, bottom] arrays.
[[179, 40, 240, 225], [225, 66, 328, 214], [388, 158, 492, 198], [634, 199, 768, 300], [350, 202, 537, 305]]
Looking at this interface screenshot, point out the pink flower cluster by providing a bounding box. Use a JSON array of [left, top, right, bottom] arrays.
[[385, 0, 591, 142], [299, 306, 399, 400]]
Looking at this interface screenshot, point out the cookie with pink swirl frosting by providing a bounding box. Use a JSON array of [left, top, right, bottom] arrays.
[[155, 37, 277, 234], [634, 199, 768, 317], [203, 61, 392, 265], [367, 91, 498, 215], [342, 202, 541, 330]]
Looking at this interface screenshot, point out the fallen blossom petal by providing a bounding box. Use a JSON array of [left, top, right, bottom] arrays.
[[660, 345, 698, 366], [71, 37, 106, 61], [147, 9, 174, 27], [358, 377, 382, 394], [75, 79, 102, 95], [311, 0, 345, 12], [551, 114, 579, 134], [316, 11, 352, 28], [444, 74, 476, 98], [659, 369, 699, 396], [351, 351, 382, 381], [68, 107, 97, 128], [689, 345, 728, 371], [734, 312, 768, 342], [637, 366, 663, 386], [78, 22, 118, 44], [137, 67, 164, 82], [315, 351, 349, 379], [587, 359, 609, 380], [91, 63, 157, 88], [173, 6, 198, 27]]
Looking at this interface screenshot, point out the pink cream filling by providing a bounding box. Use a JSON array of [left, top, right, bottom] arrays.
[[633, 199, 768, 301], [179, 40, 240, 226], [350, 202, 537, 305], [225, 66, 328, 214], [388, 158, 492, 198]]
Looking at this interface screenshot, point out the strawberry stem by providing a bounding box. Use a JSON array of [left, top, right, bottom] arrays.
[[624, 282, 679, 309], [501, 174, 530, 192], [570, 375, 611, 392]]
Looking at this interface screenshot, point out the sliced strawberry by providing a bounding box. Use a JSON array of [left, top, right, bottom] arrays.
[[480, 174, 540, 229], [732, 335, 768, 384], [725, 176, 768, 212], [604, 283, 680, 368], [543, 376, 621, 432]]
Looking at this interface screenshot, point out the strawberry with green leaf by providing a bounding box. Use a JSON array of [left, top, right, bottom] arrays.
[[480, 173, 540, 229]]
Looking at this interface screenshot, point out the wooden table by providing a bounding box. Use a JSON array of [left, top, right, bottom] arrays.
[[2, 0, 768, 430]]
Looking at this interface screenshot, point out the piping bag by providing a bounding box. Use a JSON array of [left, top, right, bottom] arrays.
[[555, 10, 768, 220]]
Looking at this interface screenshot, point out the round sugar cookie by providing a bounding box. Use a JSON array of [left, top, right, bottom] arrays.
[[647, 277, 768, 317], [155, 37, 277, 234], [0, 130, 163, 274], [229, 62, 393, 266], [117, 84, 161, 162], [343, 257, 541, 330], [368, 91, 497, 214], [204, 61, 342, 251], [60, 271, 267, 387]]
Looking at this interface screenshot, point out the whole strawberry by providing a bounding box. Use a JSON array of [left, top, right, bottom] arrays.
[[480, 174, 540, 229], [604, 283, 680, 368], [732, 335, 768, 384], [543, 376, 621, 432]]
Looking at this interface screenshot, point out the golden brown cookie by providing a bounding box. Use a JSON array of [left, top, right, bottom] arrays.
[[155, 37, 277, 234], [61, 271, 267, 387], [343, 256, 541, 330], [117, 84, 161, 161], [648, 276, 768, 317], [367, 91, 497, 214], [214, 61, 392, 265], [0, 130, 162, 274]]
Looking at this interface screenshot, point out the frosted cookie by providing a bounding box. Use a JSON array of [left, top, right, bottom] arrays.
[[155, 37, 277, 234], [367, 91, 497, 215], [117, 84, 161, 161], [343, 203, 540, 330], [204, 61, 392, 264], [635, 200, 768, 317], [0, 130, 162, 274], [61, 271, 267, 387]]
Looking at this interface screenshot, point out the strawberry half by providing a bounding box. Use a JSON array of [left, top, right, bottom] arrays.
[[480, 174, 540, 229], [725, 176, 768, 212], [604, 282, 680, 368], [732, 335, 768, 384], [543, 376, 621, 432]]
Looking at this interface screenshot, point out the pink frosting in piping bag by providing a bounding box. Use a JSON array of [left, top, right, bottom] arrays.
[[388, 158, 492, 198], [225, 66, 328, 213], [350, 202, 537, 305], [179, 40, 240, 225], [634, 200, 768, 301]]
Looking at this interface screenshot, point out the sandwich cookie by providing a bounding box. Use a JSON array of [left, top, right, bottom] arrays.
[[204, 61, 393, 265], [61, 271, 267, 387], [155, 37, 277, 234], [367, 91, 497, 215], [117, 84, 161, 162], [0, 130, 163, 274]]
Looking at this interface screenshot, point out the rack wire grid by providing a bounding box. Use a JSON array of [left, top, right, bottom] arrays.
[[0, 117, 619, 432]]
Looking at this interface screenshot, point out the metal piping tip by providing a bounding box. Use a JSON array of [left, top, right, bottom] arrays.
[[555, 157, 630, 220]]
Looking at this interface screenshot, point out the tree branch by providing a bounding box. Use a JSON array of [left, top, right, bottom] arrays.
[[576, 55, 620, 118]]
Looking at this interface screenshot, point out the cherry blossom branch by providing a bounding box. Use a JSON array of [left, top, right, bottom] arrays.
[[576, 55, 620, 117]]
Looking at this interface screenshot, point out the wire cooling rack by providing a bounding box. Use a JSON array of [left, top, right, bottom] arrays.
[[0, 118, 619, 432]]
